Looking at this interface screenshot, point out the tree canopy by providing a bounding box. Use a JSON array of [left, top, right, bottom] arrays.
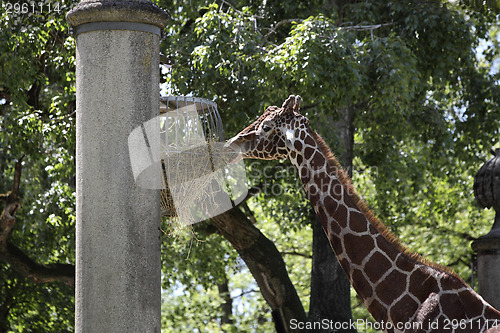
[[1, 0, 499, 332]]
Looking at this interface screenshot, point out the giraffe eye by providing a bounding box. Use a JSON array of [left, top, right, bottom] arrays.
[[262, 124, 272, 132]]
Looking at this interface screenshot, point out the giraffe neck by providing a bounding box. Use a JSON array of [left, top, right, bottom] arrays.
[[285, 127, 496, 326], [287, 129, 404, 321]]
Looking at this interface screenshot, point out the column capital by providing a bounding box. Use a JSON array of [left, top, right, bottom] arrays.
[[66, 0, 169, 29], [472, 235, 500, 254]]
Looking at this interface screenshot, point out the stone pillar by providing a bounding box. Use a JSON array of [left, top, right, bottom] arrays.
[[472, 148, 500, 310], [472, 231, 500, 310], [66, 1, 168, 332]]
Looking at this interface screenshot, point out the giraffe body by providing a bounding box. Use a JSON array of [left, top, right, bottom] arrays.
[[227, 95, 500, 332]]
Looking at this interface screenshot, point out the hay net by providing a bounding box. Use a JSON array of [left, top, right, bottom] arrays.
[[128, 96, 248, 226]]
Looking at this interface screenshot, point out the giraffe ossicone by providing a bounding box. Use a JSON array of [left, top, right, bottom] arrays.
[[227, 95, 500, 333]]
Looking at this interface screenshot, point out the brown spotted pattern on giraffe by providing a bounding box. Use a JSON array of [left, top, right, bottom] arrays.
[[311, 151, 326, 167], [315, 205, 329, 225], [277, 147, 287, 156], [374, 236, 399, 261], [299, 167, 311, 185], [365, 223, 377, 234], [304, 135, 315, 147], [485, 306, 500, 319], [304, 146, 315, 161], [368, 298, 387, 323], [376, 270, 407, 305], [307, 184, 320, 203], [338, 257, 350, 272], [313, 173, 329, 193], [294, 140, 302, 151], [295, 153, 303, 166], [298, 174, 309, 188], [343, 234, 374, 266], [322, 178, 333, 195], [323, 196, 338, 214], [454, 323, 474, 333], [352, 269, 373, 298], [333, 203, 348, 223], [326, 231, 343, 255], [409, 268, 439, 302], [331, 225, 343, 244], [349, 210, 368, 233], [311, 173, 322, 188], [365, 251, 393, 284], [323, 209, 342, 236], [440, 293, 468, 319], [342, 192, 359, 210], [395, 253, 415, 273], [390, 294, 419, 324], [458, 290, 484, 318], [242, 132, 256, 142]]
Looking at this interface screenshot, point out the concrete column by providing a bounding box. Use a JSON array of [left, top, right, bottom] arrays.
[[472, 215, 500, 310], [66, 1, 168, 332]]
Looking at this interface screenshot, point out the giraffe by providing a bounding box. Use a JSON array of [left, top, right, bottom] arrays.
[[226, 95, 500, 333]]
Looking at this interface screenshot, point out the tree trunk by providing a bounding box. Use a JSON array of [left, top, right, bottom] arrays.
[[309, 215, 355, 332], [308, 105, 356, 332], [217, 273, 233, 328], [211, 207, 307, 332]]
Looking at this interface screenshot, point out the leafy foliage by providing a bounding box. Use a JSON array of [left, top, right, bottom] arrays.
[[1, 0, 499, 331], [1, 0, 76, 331], [158, 0, 500, 331]]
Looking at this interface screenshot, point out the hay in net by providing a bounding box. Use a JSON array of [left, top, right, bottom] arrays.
[[160, 143, 234, 223], [159, 96, 245, 227]]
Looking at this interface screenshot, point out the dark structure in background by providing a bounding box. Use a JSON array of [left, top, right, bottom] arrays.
[[473, 148, 500, 310]]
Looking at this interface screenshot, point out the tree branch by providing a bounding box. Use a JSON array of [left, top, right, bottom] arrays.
[[10, 156, 24, 201], [0, 202, 20, 251], [232, 288, 259, 299], [281, 251, 313, 259], [1, 241, 74, 287], [0, 193, 9, 202], [338, 22, 393, 31], [434, 225, 477, 241], [0, 158, 75, 287], [263, 19, 303, 40], [0, 157, 24, 251]]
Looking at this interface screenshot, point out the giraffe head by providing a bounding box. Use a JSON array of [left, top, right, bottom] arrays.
[[226, 95, 309, 161]]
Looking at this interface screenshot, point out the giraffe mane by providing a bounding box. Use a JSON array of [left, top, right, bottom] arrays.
[[309, 131, 463, 280]]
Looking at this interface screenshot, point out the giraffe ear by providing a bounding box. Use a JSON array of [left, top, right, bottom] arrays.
[[293, 95, 302, 112], [281, 95, 302, 114], [281, 95, 295, 113]]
